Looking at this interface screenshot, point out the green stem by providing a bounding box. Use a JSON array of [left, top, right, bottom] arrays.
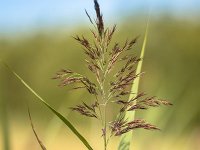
[[104, 105, 107, 150], [95, 95, 103, 126], [97, 33, 110, 150], [99, 77, 107, 150]]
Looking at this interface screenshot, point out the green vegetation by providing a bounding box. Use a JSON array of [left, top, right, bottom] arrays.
[[118, 16, 149, 150], [1, 60, 93, 149], [0, 14, 200, 149]]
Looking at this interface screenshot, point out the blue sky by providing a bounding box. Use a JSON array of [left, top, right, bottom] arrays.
[[0, 0, 199, 33]]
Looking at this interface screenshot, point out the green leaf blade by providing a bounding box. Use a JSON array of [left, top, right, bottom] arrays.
[[118, 18, 149, 150], [0, 60, 93, 150]]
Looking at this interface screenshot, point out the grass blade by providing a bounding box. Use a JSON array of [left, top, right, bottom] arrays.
[[28, 107, 47, 150], [118, 18, 150, 150], [0, 59, 93, 150]]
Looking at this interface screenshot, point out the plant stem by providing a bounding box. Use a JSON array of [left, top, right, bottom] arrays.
[[95, 95, 103, 126], [104, 105, 107, 150], [100, 76, 107, 150], [98, 37, 109, 150]]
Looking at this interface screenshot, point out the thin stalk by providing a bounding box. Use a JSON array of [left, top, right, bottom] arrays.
[[95, 94, 104, 126], [99, 73, 107, 149], [98, 35, 109, 150], [103, 105, 107, 150], [102, 82, 107, 150]]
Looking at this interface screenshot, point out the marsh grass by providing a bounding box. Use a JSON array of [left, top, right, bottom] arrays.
[[53, 0, 171, 149], [0, 0, 172, 150]]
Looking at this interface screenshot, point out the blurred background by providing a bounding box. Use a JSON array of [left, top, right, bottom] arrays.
[[0, 0, 200, 150]]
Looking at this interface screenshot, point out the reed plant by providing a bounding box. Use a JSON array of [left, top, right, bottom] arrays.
[[0, 0, 172, 149], [53, 0, 172, 149]]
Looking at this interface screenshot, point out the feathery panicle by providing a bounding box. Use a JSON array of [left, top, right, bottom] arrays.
[[53, 0, 172, 149]]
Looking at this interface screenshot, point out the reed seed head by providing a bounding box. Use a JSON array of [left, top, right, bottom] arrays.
[[53, 0, 172, 145]]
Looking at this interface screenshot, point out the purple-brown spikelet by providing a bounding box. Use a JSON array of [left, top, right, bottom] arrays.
[[53, 0, 172, 149], [70, 101, 99, 118], [94, 0, 104, 37]]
